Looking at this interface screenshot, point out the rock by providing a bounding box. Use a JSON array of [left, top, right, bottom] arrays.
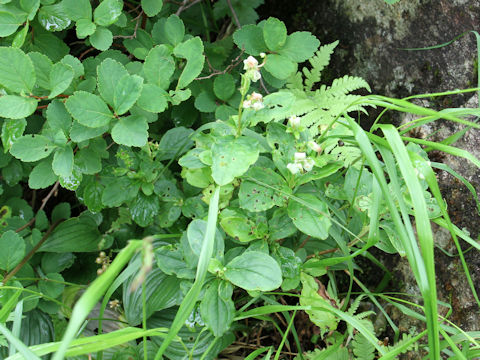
[[260, 0, 480, 333]]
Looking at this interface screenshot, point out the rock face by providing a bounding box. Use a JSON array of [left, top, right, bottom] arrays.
[[260, 0, 480, 331]]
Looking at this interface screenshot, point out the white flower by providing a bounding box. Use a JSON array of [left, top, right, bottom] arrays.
[[243, 56, 259, 70], [294, 152, 306, 161], [287, 162, 303, 174], [251, 92, 263, 101], [260, 52, 266, 58], [303, 158, 315, 172], [308, 140, 322, 153], [251, 70, 261, 82], [243, 100, 252, 109], [288, 116, 301, 128], [252, 101, 265, 111]]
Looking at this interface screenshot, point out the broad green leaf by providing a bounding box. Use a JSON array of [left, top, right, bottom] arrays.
[[60, 55, 84, 78], [28, 51, 52, 90], [0, 47, 35, 93], [123, 28, 153, 60], [157, 126, 194, 161], [123, 268, 181, 326], [263, 54, 297, 80], [211, 136, 259, 186], [59, 167, 82, 191], [194, 91, 216, 113], [165, 14, 184, 46], [129, 192, 159, 227], [38, 272, 64, 298], [232, 24, 267, 56], [0, 11, 21, 37], [155, 245, 195, 279], [61, 0, 91, 21], [268, 208, 297, 241], [97, 58, 128, 106], [52, 146, 73, 177], [12, 21, 28, 48], [38, 3, 71, 31], [46, 99, 72, 135], [141, 0, 162, 17], [89, 26, 113, 51], [0, 95, 37, 119], [10, 134, 55, 161], [2, 158, 23, 186], [239, 167, 291, 212], [29, 159, 57, 189], [75, 18, 95, 38], [213, 73, 235, 101], [263, 17, 286, 51], [111, 115, 149, 147], [224, 251, 282, 291], [220, 208, 259, 243], [38, 216, 101, 252], [113, 74, 143, 115], [20, 0, 40, 20], [30, 33, 69, 62], [83, 179, 104, 212], [173, 37, 205, 89], [287, 193, 331, 239], [70, 121, 108, 142], [65, 91, 114, 127], [143, 45, 174, 89], [93, 0, 122, 26], [200, 280, 235, 337], [0, 230, 25, 271], [137, 83, 168, 113], [186, 219, 224, 261], [1, 118, 26, 152], [49, 62, 74, 98], [278, 31, 320, 63]]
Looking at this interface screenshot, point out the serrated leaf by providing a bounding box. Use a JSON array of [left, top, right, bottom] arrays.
[[113, 74, 143, 115], [213, 73, 235, 101], [136, 83, 168, 113], [287, 193, 331, 239], [61, 0, 91, 21], [0, 11, 21, 37], [52, 145, 73, 177], [141, 0, 162, 17], [157, 126, 194, 160], [29, 158, 57, 189], [143, 45, 174, 89], [90, 26, 113, 51], [12, 21, 28, 48], [83, 178, 103, 212], [263, 17, 286, 51], [278, 31, 320, 63], [111, 115, 148, 147], [38, 3, 71, 31], [165, 14, 184, 45], [46, 99, 72, 135], [0, 230, 25, 271], [0, 47, 35, 93], [232, 24, 267, 56], [0, 95, 37, 119], [38, 272, 64, 298], [194, 91, 216, 113], [129, 192, 159, 227], [28, 51, 52, 90], [65, 91, 114, 127], [59, 167, 82, 190], [211, 136, 259, 186], [38, 216, 101, 252], [174, 37, 205, 89], [60, 55, 84, 78], [10, 134, 55, 161], [76, 18, 95, 38], [97, 58, 128, 106], [93, 0, 122, 26], [49, 62, 74, 98], [20, 0, 40, 20], [224, 251, 282, 291], [264, 54, 297, 80], [1, 118, 26, 152]]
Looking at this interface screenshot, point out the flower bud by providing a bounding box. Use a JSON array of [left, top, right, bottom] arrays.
[[303, 158, 315, 172], [251, 92, 263, 101], [243, 56, 259, 70], [288, 116, 301, 128], [287, 162, 303, 174], [294, 152, 307, 162], [308, 140, 322, 153]]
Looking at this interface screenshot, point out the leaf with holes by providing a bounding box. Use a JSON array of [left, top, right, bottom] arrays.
[[239, 166, 291, 212], [10, 134, 55, 162], [211, 136, 260, 186]]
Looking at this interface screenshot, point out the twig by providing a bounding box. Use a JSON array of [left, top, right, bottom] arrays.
[[113, 11, 143, 39], [176, 0, 203, 16], [3, 219, 64, 284], [15, 181, 59, 233], [195, 48, 245, 80], [226, 0, 241, 29], [79, 47, 95, 60]]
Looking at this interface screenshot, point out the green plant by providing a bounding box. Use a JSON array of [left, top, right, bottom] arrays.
[[0, 1, 479, 359]]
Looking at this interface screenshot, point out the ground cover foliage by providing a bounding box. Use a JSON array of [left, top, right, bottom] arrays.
[[0, 0, 479, 359]]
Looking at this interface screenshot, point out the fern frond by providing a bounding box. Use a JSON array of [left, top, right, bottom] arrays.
[[381, 333, 416, 355], [303, 41, 339, 91], [347, 295, 366, 316], [318, 75, 371, 99], [352, 331, 376, 360]]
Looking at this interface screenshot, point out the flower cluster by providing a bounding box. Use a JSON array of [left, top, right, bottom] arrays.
[[243, 91, 265, 111], [287, 152, 315, 175], [243, 55, 264, 82]]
